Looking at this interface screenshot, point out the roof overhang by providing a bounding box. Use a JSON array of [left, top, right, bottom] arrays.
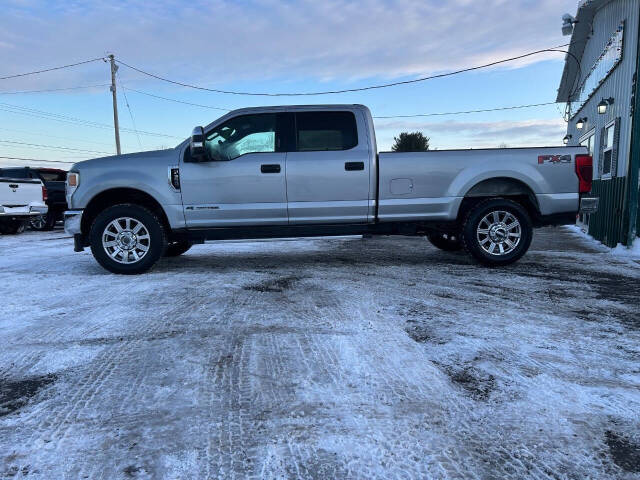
[[556, 0, 614, 102]]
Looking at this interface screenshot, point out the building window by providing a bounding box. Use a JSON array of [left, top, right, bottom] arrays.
[[580, 130, 595, 156], [601, 122, 615, 178]]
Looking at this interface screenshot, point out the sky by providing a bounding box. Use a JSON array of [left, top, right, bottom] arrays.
[[0, 0, 580, 169]]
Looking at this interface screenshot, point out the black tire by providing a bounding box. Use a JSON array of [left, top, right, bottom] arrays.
[[30, 212, 57, 231], [427, 232, 463, 252], [461, 198, 533, 266], [89, 204, 167, 274], [165, 241, 192, 257], [0, 219, 26, 235]]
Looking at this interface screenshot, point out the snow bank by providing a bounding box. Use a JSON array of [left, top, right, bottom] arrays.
[[565, 225, 640, 259]]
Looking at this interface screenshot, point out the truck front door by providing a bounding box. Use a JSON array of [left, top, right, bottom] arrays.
[[180, 113, 288, 227], [285, 110, 371, 224]]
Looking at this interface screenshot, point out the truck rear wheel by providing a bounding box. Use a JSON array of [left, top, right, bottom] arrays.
[[461, 198, 532, 266], [427, 232, 463, 251], [89, 204, 167, 274], [30, 212, 57, 231]]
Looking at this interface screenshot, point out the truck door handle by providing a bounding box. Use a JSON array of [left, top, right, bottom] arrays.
[[260, 164, 281, 174], [345, 162, 364, 171], [9, 184, 19, 189]]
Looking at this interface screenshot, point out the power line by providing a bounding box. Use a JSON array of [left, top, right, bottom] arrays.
[[0, 57, 105, 81], [122, 86, 230, 111], [373, 102, 558, 119], [115, 43, 574, 96], [119, 79, 143, 149], [119, 85, 558, 119], [0, 156, 75, 165], [0, 101, 182, 139], [0, 84, 110, 95], [0, 126, 119, 147], [0, 139, 112, 155]]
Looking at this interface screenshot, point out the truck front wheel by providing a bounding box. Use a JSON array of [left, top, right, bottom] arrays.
[[89, 204, 167, 274], [461, 198, 532, 266]]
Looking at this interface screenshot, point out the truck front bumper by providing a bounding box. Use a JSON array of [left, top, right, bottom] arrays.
[[64, 210, 85, 252], [64, 210, 83, 235]]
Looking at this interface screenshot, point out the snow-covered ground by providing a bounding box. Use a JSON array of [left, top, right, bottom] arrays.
[[0, 227, 639, 479]]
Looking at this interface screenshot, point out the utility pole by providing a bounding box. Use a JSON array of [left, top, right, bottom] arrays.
[[108, 54, 121, 155]]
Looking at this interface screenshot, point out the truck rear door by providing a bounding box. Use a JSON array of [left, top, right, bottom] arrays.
[[285, 110, 371, 224]]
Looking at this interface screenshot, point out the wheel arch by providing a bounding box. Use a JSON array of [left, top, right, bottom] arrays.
[[81, 187, 171, 239], [457, 177, 540, 222]]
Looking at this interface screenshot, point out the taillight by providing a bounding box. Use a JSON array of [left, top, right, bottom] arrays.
[[575, 154, 592, 194], [42, 185, 48, 202]]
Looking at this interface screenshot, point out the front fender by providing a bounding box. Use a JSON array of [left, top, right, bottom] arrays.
[[74, 170, 185, 229]]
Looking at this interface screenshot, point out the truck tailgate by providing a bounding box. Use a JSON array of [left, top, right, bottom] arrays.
[[1, 178, 43, 207]]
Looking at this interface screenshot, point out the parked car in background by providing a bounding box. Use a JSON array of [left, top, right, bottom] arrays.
[[0, 170, 48, 234], [0, 167, 67, 230], [64, 104, 595, 274]]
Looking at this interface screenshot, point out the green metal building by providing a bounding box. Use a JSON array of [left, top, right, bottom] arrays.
[[557, 0, 640, 247]]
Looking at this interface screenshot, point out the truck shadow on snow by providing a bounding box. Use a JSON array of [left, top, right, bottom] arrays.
[[155, 243, 471, 273]]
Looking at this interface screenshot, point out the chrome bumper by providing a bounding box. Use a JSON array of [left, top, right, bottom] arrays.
[[64, 209, 83, 235], [30, 205, 48, 215], [0, 204, 48, 216]]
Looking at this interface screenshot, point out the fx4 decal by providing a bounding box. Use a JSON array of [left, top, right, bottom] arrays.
[[538, 155, 572, 165]]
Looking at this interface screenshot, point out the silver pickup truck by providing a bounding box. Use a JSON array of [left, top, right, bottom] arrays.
[[64, 104, 595, 274]]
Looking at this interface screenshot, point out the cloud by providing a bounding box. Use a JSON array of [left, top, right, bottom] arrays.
[[374, 118, 567, 149], [0, 0, 577, 91]]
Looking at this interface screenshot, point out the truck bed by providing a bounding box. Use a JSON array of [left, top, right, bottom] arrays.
[[377, 146, 587, 222]]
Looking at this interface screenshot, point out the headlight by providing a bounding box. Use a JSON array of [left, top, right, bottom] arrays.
[[66, 171, 80, 204]]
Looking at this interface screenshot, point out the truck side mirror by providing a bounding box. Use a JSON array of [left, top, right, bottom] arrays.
[[189, 126, 207, 161]]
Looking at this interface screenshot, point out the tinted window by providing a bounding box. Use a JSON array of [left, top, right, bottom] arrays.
[[205, 113, 276, 160], [0, 168, 29, 179], [39, 171, 67, 182], [296, 112, 358, 152]]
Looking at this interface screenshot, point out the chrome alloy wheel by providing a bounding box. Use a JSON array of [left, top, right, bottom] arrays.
[[102, 217, 150, 264], [476, 210, 521, 256]]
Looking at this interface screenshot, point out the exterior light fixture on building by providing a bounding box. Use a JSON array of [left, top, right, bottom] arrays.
[[597, 97, 614, 114], [561, 14, 576, 36], [563, 134, 573, 145], [576, 117, 588, 129]]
